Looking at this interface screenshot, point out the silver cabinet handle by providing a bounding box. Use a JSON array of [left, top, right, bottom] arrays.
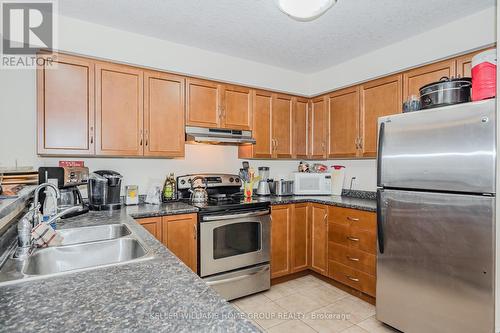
[[193, 224, 197, 240], [90, 126, 94, 144], [323, 214, 328, 225], [346, 236, 359, 242], [345, 275, 359, 282], [346, 256, 360, 262], [202, 209, 270, 221], [347, 216, 360, 222], [145, 129, 149, 146], [139, 130, 143, 146]]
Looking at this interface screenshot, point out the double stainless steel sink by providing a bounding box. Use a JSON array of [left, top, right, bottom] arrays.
[[0, 223, 153, 285]]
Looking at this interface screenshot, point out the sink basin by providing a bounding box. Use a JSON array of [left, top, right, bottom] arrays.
[[23, 238, 148, 275], [57, 224, 131, 245]]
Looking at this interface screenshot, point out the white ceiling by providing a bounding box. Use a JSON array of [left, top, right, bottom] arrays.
[[59, 0, 494, 73]]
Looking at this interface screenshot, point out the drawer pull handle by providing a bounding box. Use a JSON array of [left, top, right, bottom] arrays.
[[346, 236, 359, 242], [345, 275, 360, 282], [347, 256, 360, 262], [347, 217, 360, 222]]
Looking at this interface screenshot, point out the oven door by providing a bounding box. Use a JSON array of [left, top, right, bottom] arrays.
[[199, 209, 270, 277]]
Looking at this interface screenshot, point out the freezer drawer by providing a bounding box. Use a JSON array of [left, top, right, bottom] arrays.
[[377, 99, 495, 193], [376, 189, 494, 333]]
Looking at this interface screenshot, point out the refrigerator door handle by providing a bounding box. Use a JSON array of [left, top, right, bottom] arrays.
[[377, 190, 384, 254], [376, 122, 385, 187]]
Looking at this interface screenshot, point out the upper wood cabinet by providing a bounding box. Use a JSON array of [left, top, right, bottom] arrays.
[[309, 95, 328, 159], [360, 74, 402, 158], [291, 203, 310, 272], [272, 94, 294, 158], [186, 78, 221, 128], [293, 97, 309, 159], [221, 85, 253, 130], [328, 87, 360, 158], [271, 205, 292, 278], [144, 71, 185, 157], [37, 53, 95, 155], [310, 204, 328, 276], [95, 62, 144, 156], [403, 59, 456, 101], [162, 214, 198, 272]]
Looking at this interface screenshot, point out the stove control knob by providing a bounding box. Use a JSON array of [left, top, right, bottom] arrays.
[[235, 178, 240, 183], [180, 180, 186, 185], [188, 178, 191, 183], [229, 177, 234, 183]]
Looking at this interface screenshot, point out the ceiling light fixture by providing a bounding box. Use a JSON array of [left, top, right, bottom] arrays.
[[275, 0, 337, 22]]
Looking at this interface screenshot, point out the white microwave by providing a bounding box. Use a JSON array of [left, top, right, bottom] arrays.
[[293, 172, 332, 195]]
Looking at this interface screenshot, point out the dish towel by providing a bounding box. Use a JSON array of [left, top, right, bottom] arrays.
[[32, 223, 63, 247]]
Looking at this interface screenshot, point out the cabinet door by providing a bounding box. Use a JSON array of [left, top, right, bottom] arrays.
[[238, 90, 273, 159], [186, 78, 220, 128], [328, 87, 360, 158], [272, 94, 293, 158], [403, 59, 456, 100], [456, 47, 495, 78], [137, 217, 162, 241], [162, 214, 198, 272], [37, 53, 95, 155], [310, 204, 328, 276], [293, 98, 309, 159], [360, 74, 402, 158], [309, 96, 328, 159], [271, 205, 292, 278], [95, 62, 144, 156], [222, 85, 253, 130], [291, 203, 310, 272], [144, 71, 185, 157]]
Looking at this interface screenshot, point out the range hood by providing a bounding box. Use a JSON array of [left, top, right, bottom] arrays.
[[185, 126, 256, 145]]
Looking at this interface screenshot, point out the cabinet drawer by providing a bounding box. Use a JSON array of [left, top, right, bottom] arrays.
[[328, 207, 376, 231], [328, 243, 376, 276], [329, 260, 376, 297], [329, 223, 376, 254]]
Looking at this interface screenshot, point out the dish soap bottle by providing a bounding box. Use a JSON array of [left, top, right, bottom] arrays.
[[162, 173, 176, 202]]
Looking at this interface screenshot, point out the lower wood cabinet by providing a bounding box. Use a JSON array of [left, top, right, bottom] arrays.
[[137, 213, 197, 272], [270, 205, 292, 278], [270, 203, 377, 298]]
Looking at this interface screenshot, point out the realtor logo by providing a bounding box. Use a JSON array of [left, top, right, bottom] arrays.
[[1, 1, 57, 68]]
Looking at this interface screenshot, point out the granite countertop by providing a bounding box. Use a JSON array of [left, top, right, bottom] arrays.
[[0, 205, 260, 333], [264, 195, 376, 212]]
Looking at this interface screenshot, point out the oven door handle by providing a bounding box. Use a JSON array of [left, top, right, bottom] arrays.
[[205, 265, 270, 286], [202, 209, 270, 221]]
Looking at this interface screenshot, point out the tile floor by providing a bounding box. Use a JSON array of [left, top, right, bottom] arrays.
[[231, 275, 398, 333]]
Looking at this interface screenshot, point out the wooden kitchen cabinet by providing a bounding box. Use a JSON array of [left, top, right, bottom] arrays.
[[137, 217, 162, 241], [291, 203, 310, 272], [95, 62, 144, 156], [293, 97, 309, 159], [239, 90, 273, 158], [272, 94, 294, 159], [221, 85, 253, 130], [271, 205, 292, 278], [144, 71, 185, 157], [162, 214, 198, 272], [310, 204, 328, 276], [402, 59, 456, 101], [37, 53, 95, 155], [360, 74, 402, 157], [186, 78, 221, 128], [328, 87, 360, 158], [309, 95, 328, 159]]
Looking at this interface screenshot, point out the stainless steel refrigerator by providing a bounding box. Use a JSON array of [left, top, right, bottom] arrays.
[[376, 99, 496, 333]]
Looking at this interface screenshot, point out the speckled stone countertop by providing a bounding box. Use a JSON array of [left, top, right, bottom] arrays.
[[125, 201, 199, 218], [0, 205, 260, 333], [264, 195, 376, 212]]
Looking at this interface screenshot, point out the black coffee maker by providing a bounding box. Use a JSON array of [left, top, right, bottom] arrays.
[[88, 170, 123, 210], [38, 166, 90, 218]]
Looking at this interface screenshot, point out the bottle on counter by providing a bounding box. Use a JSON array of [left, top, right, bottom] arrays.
[[162, 173, 176, 202]]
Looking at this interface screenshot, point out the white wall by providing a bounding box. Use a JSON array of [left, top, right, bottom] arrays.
[[307, 7, 497, 95], [0, 8, 495, 195]]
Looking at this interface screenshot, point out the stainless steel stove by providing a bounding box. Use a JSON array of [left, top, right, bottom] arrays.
[[177, 174, 271, 301]]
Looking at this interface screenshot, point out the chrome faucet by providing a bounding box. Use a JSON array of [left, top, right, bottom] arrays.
[[14, 183, 79, 259]]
